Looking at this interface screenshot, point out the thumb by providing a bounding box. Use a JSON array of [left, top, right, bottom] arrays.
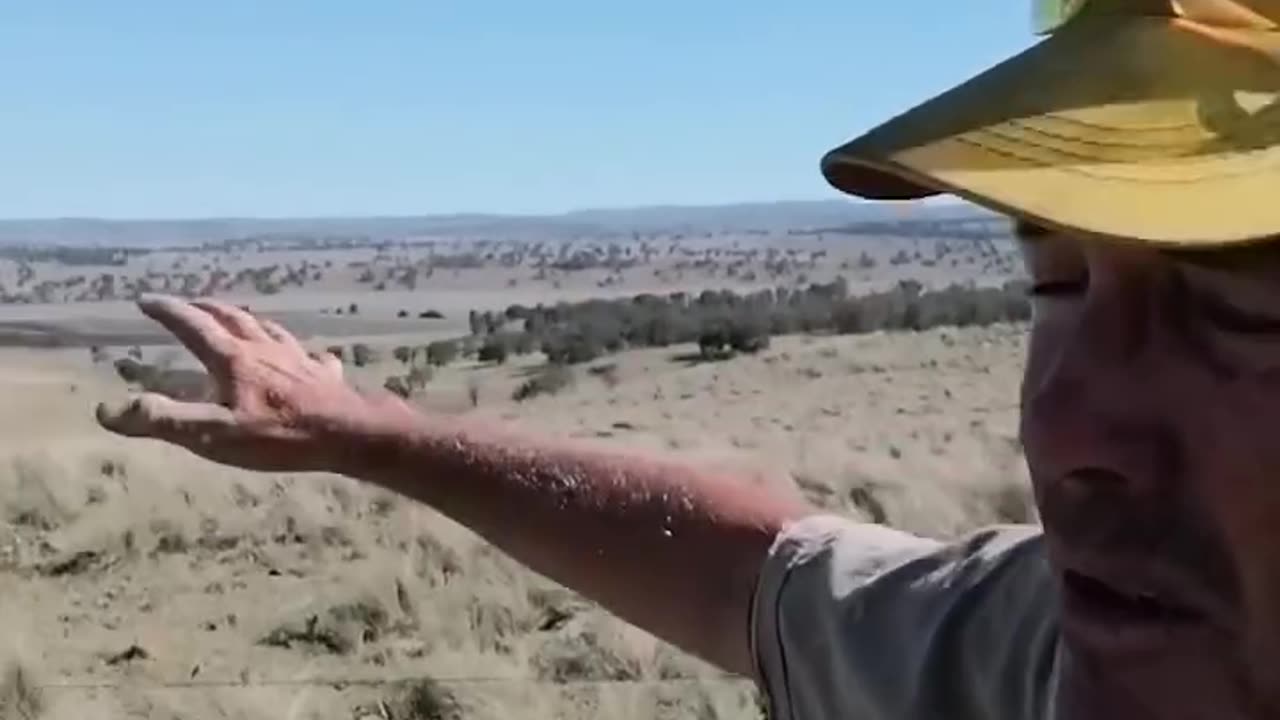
[[96, 394, 235, 442]]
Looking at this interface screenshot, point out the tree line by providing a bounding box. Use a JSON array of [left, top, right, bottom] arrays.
[[399, 277, 1034, 369]]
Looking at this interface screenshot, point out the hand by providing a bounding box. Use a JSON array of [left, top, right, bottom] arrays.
[[96, 295, 413, 472]]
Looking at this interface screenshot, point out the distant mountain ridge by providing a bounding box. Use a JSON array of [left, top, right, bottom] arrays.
[[0, 200, 998, 247]]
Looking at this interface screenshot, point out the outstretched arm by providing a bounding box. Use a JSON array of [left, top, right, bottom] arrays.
[[96, 295, 812, 676]]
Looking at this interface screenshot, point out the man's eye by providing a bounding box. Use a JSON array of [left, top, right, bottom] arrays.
[[1199, 295, 1280, 336]]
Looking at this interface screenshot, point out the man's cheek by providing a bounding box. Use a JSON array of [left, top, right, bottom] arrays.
[[1194, 389, 1280, 681]]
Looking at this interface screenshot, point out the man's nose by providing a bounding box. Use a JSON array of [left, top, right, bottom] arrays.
[[1021, 269, 1183, 498]]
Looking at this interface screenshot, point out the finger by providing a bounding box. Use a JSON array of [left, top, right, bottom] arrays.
[[138, 295, 237, 370], [258, 317, 305, 352], [309, 350, 344, 378], [191, 300, 271, 342], [96, 394, 235, 443]]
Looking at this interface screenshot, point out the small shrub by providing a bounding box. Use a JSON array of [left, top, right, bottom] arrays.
[[351, 343, 375, 367], [152, 526, 189, 556], [259, 615, 350, 655], [426, 340, 460, 367], [729, 317, 771, 354], [532, 627, 642, 684], [698, 326, 732, 361], [513, 365, 574, 402], [384, 375, 411, 399], [392, 345, 413, 364], [328, 598, 390, 644], [477, 336, 509, 364], [848, 483, 888, 524], [384, 678, 463, 720]]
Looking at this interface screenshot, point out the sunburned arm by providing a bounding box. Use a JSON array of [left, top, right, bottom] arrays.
[[95, 295, 814, 677], [336, 412, 811, 676]]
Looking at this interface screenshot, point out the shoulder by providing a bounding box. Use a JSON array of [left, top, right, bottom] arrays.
[[753, 515, 1058, 720]]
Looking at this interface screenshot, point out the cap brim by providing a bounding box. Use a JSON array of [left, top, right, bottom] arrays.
[[823, 16, 1280, 246]]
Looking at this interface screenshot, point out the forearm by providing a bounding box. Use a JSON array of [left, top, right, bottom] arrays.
[[333, 409, 811, 676]]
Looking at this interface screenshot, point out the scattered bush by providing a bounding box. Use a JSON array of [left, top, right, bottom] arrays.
[[384, 375, 411, 399], [351, 343, 375, 367], [425, 340, 460, 367], [259, 614, 350, 655], [477, 336, 509, 364], [698, 324, 732, 361], [381, 678, 463, 720], [392, 345, 413, 364], [729, 316, 771, 354], [542, 333, 603, 365], [513, 365, 574, 402], [532, 627, 642, 684]]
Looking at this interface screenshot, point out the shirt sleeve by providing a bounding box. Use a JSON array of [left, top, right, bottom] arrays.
[[750, 514, 1060, 720]]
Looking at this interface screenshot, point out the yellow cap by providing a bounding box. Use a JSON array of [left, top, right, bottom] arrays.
[[823, 0, 1280, 246]]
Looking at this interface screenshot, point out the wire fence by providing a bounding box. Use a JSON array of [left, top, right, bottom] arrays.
[[31, 672, 754, 692]]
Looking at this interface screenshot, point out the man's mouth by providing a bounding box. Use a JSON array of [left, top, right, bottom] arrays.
[[1060, 568, 1215, 656]]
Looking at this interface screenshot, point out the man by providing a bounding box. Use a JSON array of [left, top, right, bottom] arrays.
[[95, 0, 1280, 717]]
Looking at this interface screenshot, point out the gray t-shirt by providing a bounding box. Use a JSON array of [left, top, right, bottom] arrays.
[[751, 514, 1061, 720]]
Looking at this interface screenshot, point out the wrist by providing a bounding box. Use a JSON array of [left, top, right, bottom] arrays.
[[313, 396, 434, 479]]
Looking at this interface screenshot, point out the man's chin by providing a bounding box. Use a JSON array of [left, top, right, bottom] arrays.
[[1058, 643, 1264, 720]]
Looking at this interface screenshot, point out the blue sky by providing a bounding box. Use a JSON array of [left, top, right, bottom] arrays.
[[0, 3, 1034, 219]]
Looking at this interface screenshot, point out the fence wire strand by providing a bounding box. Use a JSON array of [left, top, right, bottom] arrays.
[[32, 672, 752, 692]]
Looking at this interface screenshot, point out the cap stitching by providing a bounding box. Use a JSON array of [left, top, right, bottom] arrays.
[[953, 131, 1280, 183]]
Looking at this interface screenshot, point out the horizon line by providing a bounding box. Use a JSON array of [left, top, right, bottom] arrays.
[[0, 196, 973, 225]]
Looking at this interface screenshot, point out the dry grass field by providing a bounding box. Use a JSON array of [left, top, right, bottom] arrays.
[[0, 214, 1035, 720]]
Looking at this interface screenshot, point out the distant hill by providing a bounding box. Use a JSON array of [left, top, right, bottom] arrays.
[[0, 200, 997, 247]]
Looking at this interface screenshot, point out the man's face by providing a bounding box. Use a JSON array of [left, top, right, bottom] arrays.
[[1019, 224, 1280, 718]]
